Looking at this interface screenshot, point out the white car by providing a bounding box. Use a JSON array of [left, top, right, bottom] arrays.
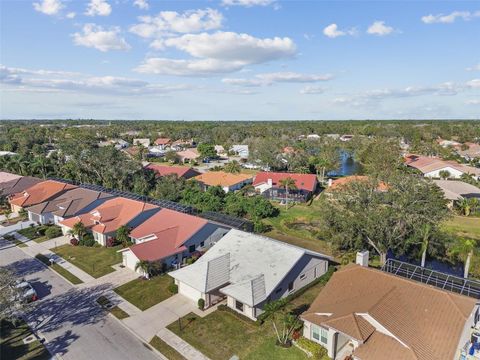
[[14, 279, 38, 303]]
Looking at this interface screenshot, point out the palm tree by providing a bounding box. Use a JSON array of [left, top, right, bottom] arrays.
[[262, 299, 299, 346], [223, 160, 241, 174], [4, 208, 12, 224], [135, 260, 152, 279], [116, 225, 131, 247], [420, 224, 431, 267], [438, 170, 451, 180], [458, 198, 471, 216], [68, 221, 87, 241], [468, 197, 479, 215], [450, 238, 478, 278], [279, 177, 297, 209], [239, 184, 255, 196]]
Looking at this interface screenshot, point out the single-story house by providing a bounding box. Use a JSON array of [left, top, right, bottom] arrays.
[[144, 164, 200, 180], [340, 134, 354, 142], [327, 176, 389, 192], [177, 148, 200, 163], [214, 145, 225, 155], [456, 142, 480, 161], [154, 138, 171, 149], [171, 139, 194, 151], [301, 260, 479, 360], [9, 180, 77, 213], [437, 138, 461, 148], [307, 134, 321, 140], [405, 154, 480, 180], [133, 138, 151, 147], [119, 209, 230, 273], [230, 145, 249, 159], [148, 147, 165, 157], [433, 180, 480, 207], [59, 197, 159, 246], [0, 173, 42, 197], [122, 146, 141, 158], [170, 229, 332, 320], [194, 171, 253, 193], [253, 172, 318, 202], [26, 187, 112, 225]]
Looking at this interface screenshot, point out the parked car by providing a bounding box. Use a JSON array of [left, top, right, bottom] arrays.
[[13, 279, 38, 303]]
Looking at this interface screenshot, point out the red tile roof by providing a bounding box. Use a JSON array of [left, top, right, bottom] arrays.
[[144, 164, 200, 179], [154, 138, 171, 146], [60, 197, 158, 234], [329, 175, 389, 191], [129, 209, 208, 261], [9, 180, 77, 207], [253, 172, 318, 192]]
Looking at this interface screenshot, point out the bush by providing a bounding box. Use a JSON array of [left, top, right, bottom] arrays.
[[253, 220, 271, 233], [70, 238, 79, 246], [197, 298, 205, 310], [79, 233, 95, 247], [168, 283, 178, 294], [296, 337, 328, 359], [45, 226, 62, 239], [37, 226, 47, 236], [105, 237, 116, 247]]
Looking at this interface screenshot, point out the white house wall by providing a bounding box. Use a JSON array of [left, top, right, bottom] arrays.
[[424, 167, 464, 179], [227, 295, 256, 320], [176, 279, 204, 303]]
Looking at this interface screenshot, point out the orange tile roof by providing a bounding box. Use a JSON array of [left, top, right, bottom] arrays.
[[329, 176, 388, 191], [60, 197, 158, 234], [154, 138, 171, 146], [302, 264, 476, 360], [194, 171, 253, 188], [9, 180, 77, 207]]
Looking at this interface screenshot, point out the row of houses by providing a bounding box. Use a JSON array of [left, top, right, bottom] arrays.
[[405, 154, 480, 180]]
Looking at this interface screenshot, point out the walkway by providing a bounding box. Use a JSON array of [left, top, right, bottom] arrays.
[[157, 328, 210, 360]]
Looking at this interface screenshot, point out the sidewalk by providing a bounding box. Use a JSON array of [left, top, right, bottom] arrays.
[[157, 328, 210, 360]]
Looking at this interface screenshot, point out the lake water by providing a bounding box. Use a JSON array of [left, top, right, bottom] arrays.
[[328, 151, 362, 177]]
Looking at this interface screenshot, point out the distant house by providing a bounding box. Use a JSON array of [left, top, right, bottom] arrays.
[[301, 261, 478, 360], [115, 139, 129, 150], [177, 148, 200, 163], [339, 134, 354, 142], [123, 146, 140, 159], [433, 180, 480, 207], [154, 138, 171, 149], [147, 147, 165, 157], [230, 145, 249, 159], [9, 180, 77, 213], [144, 164, 200, 179], [405, 154, 480, 180], [0, 173, 42, 198], [253, 172, 318, 202], [306, 134, 321, 140], [170, 229, 331, 319], [194, 171, 253, 193], [133, 138, 151, 147], [171, 139, 194, 151], [59, 197, 159, 246], [327, 176, 388, 192], [26, 187, 112, 225], [437, 138, 461, 148], [119, 209, 229, 273], [456, 142, 480, 161], [214, 145, 225, 155]]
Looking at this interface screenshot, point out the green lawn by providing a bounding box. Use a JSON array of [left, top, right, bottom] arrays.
[[114, 274, 175, 310], [97, 296, 130, 319], [264, 201, 334, 257], [3, 234, 28, 248], [0, 318, 51, 360], [52, 244, 122, 278], [149, 336, 186, 360], [35, 253, 84, 285], [17, 225, 62, 243], [442, 216, 480, 240]]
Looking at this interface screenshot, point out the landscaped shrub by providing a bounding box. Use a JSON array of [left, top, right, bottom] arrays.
[[295, 337, 328, 359], [197, 298, 205, 310], [37, 226, 47, 236], [70, 238, 79, 246], [45, 226, 62, 239], [105, 237, 116, 247], [168, 283, 178, 294], [79, 233, 95, 247]]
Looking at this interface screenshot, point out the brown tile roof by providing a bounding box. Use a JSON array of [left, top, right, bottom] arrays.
[[0, 172, 22, 184], [9, 180, 77, 207], [144, 164, 200, 179], [405, 154, 480, 176], [0, 176, 43, 196], [329, 176, 388, 191], [324, 313, 375, 342], [354, 331, 416, 360], [302, 264, 476, 360], [154, 138, 171, 146], [195, 171, 253, 188], [60, 197, 158, 234], [177, 148, 200, 161]]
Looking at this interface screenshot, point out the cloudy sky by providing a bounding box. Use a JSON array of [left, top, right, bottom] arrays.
[[0, 0, 479, 120]]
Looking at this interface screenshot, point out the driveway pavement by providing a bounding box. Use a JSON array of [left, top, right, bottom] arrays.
[[0, 238, 161, 360], [0, 220, 34, 235]]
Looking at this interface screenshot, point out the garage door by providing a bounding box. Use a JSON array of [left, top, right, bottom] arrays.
[[178, 282, 203, 302]]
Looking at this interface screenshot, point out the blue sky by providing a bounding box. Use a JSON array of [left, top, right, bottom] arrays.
[[0, 0, 479, 120]]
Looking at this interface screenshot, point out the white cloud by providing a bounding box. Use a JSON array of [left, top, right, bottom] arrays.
[[135, 32, 296, 76], [323, 24, 357, 38], [33, 0, 64, 15], [66, 12, 76, 19], [72, 24, 130, 52], [465, 99, 480, 105], [367, 21, 395, 36], [0, 64, 192, 96], [421, 11, 480, 24], [129, 8, 223, 38], [300, 86, 325, 94], [85, 0, 112, 16], [467, 79, 480, 88], [466, 63, 480, 71], [223, 72, 333, 87], [133, 0, 149, 10], [221, 0, 275, 7]]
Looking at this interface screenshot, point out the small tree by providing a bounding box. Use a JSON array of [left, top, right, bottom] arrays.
[[468, 197, 479, 215], [135, 260, 152, 279], [458, 198, 471, 216], [4, 208, 12, 224], [279, 177, 297, 209], [0, 268, 27, 321], [262, 299, 300, 346], [197, 143, 216, 159], [439, 170, 451, 180], [116, 225, 131, 247], [69, 221, 87, 241], [197, 298, 205, 310], [224, 160, 241, 174], [18, 208, 28, 220], [449, 238, 478, 278]]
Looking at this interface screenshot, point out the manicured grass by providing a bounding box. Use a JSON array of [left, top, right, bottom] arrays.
[[3, 234, 28, 248], [96, 296, 130, 319], [114, 275, 175, 311], [149, 336, 186, 360], [167, 312, 307, 360], [35, 254, 84, 285], [0, 318, 50, 360], [442, 216, 480, 240], [17, 225, 61, 243], [52, 244, 122, 278], [264, 201, 334, 257]]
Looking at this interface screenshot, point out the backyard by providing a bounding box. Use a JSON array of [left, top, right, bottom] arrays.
[[0, 319, 50, 360], [114, 274, 175, 310], [52, 244, 122, 278], [442, 215, 480, 240]]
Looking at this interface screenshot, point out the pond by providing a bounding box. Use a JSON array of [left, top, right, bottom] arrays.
[[328, 151, 362, 177]]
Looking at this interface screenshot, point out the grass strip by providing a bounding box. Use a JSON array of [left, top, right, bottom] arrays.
[[35, 253, 83, 285], [149, 336, 187, 360]]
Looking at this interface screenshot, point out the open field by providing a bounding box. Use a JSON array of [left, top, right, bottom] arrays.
[[53, 244, 122, 278]]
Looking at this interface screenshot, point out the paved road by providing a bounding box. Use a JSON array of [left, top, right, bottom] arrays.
[[0, 239, 160, 360]]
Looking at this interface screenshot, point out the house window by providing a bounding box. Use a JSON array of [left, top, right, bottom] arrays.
[[300, 273, 306, 280], [235, 300, 244, 312], [288, 281, 294, 292], [312, 325, 328, 345], [200, 241, 205, 247], [189, 244, 195, 253], [275, 287, 282, 294]]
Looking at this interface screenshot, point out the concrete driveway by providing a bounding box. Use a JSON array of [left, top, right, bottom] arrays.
[[0, 220, 34, 235], [123, 294, 198, 341]]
